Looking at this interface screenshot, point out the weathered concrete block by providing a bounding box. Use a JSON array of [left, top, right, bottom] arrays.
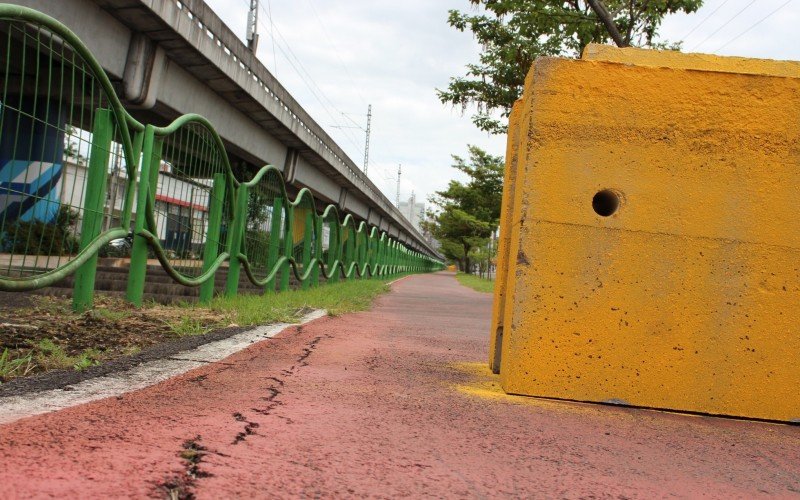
[[489, 101, 522, 373], [495, 46, 800, 422]]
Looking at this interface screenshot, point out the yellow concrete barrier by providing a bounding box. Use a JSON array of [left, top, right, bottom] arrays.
[[489, 101, 522, 373], [493, 45, 800, 422]]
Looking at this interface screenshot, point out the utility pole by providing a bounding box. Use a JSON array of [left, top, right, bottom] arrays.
[[396, 164, 401, 207], [409, 190, 416, 226], [246, 0, 260, 52], [363, 104, 371, 176]]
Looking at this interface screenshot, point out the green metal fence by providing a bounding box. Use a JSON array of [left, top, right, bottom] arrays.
[[0, 5, 443, 311]]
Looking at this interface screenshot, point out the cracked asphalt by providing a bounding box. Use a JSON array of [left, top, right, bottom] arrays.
[[0, 272, 798, 498]]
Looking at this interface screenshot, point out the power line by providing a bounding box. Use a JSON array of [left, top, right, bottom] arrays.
[[340, 111, 367, 131], [265, 0, 277, 75], [692, 0, 757, 51], [304, 0, 368, 107], [261, 8, 365, 157], [363, 104, 371, 175], [716, 0, 793, 51], [233, 0, 394, 198], [681, 0, 734, 40], [254, 2, 370, 159], [238, 0, 364, 159]]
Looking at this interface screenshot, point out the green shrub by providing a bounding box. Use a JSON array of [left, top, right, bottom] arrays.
[[3, 205, 81, 256]]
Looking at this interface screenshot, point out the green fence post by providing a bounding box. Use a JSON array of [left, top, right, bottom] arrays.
[[341, 227, 350, 282], [375, 232, 384, 276], [326, 222, 339, 284], [376, 237, 383, 277], [392, 242, 398, 275], [126, 126, 160, 307], [280, 205, 294, 292], [349, 229, 357, 279], [199, 173, 227, 303], [72, 108, 114, 312], [386, 241, 391, 275], [311, 213, 321, 287], [356, 232, 364, 279], [225, 184, 248, 296], [373, 235, 380, 278], [300, 210, 313, 290], [365, 233, 373, 279], [264, 197, 283, 292], [362, 231, 372, 279], [119, 131, 144, 231]]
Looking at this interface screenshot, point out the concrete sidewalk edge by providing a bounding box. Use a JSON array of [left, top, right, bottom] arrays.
[[0, 309, 328, 425]]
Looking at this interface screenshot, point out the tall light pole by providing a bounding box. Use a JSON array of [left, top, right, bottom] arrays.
[[363, 104, 371, 175], [246, 0, 259, 52]]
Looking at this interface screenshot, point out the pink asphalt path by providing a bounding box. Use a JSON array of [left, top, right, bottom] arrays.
[[0, 272, 799, 498]]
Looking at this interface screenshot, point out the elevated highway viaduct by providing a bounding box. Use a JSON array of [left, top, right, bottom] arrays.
[[11, 0, 440, 258]]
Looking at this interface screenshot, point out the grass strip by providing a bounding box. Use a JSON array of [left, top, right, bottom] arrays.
[[206, 277, 394, 327], [455, 273, 495, 294], [0, 276, 400, 383]]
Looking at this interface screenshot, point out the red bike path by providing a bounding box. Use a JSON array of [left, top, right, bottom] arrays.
[[0, 272, 798, 498]]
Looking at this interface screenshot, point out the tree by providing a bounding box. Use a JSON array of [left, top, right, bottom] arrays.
[[438, 0, 703, 134], [425, 208, 492, 272], [431, 145, 505, 227], [423, 145, 504, 271], [64, 125, 87, 166]]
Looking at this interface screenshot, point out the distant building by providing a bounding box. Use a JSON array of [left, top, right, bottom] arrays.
[[398, 191, 425, 233], [55, 156, 214, 256]]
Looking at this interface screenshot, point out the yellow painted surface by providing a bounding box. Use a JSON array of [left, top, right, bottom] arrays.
[[583, 43, 800, 78], [451, 362, 662, 422], [292, 207, 309, 245], [489, 100, 523, 373], [453, 362, 594, 414], [496, 63, 542, 380], [498, 51, 800, 422]]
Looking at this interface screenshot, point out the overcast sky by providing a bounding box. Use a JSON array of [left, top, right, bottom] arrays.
[[204, 0, 800, 207]]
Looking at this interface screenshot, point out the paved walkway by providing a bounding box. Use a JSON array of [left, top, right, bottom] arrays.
[[0, 272, 798, 498]]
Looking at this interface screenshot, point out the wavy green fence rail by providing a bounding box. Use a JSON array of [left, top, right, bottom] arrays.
[[0, 5, 443, 311]]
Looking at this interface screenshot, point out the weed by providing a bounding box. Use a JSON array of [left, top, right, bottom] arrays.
[[169, 317, 210, 337], [0, 348, 34, 382], [33, 338, 74, 371], [121, 345, 142, 356], [208, 278, 393, 326], [0, 275, 401, 382], [73, 348, 102, 371]]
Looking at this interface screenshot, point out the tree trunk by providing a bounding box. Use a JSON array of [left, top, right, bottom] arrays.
[[586, 0, 629, 47]]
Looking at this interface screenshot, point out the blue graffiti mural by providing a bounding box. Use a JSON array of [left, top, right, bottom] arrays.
[[0, 97, 65, 225]]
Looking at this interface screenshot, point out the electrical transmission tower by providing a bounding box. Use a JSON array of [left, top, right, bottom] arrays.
[[363, 104, 371, 175], [246, 0, 259, 52], [396, 164, 401, 207]]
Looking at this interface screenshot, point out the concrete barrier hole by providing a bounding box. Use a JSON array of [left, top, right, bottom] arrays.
[[592, 189, 620, 217]]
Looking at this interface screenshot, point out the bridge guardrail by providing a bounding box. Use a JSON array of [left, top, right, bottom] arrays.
[[0, 4, 444, 310]]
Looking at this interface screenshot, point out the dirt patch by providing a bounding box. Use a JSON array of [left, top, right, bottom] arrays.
[[0, 294, 231, 384]]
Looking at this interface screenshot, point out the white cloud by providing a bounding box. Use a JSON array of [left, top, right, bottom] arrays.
[[206, 0, 799, 207]]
